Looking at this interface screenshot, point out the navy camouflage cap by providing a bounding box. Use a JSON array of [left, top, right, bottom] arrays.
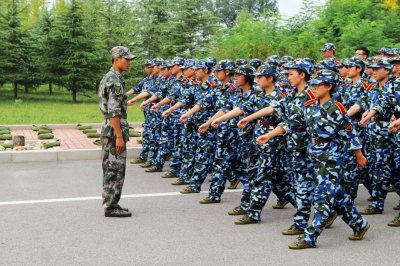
[[280, 55, 294, 64], [206, 57, 217, 67], [285, 59, 314, 76], [303, 57, 315, 65], [348, 56, 365, 69], [392, 48, 399, 56], [235, 65, 256, 79], [390, 57, 400, 64], [110, 46, 135, 60], [310, 69, 339, 85], [320, 43, 335, 52], [255, 64, 278, 78], [250, 58, 263, 69], [144, 59, 153, 66], [316, 58, 338, 72], [151, 57, 164, 66], [193, 59, 213, 70], [214, 59, 234, 72], [377, 47, 394, 56], [365, 57, 376, 67], [181, 59, 196, 69], [160, 60, 173, 69], [235, 59, 248, 67], [172, 57, 185, 66], [267, 55, 280, 65], [369, 58, 393, 70]]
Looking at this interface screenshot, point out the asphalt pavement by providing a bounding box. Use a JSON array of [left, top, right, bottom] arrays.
[[0, 160, 399, 265]]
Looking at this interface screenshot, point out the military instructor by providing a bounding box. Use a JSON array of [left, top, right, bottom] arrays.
[[99, 46, 135, 217]]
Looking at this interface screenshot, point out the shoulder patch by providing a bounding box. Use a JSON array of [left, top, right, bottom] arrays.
[[229, 83, 238, 91], [361, 81, 368, 90], [362, 81, 375, 91], [208, 81, 219, 87], [335, 102, 347, 114], [306, 89, 316, 100], [366, 82, 375, 91], [304, 98, 317, 107]]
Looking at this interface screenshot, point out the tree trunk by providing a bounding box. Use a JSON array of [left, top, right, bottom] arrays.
[[13, 81, 18, 99], [49, 82, 53, 95], [24, 82, 28, 93], [72, 88, 77, 103]]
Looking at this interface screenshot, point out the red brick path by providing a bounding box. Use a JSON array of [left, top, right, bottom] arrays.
[[11, 126, 142, 150]]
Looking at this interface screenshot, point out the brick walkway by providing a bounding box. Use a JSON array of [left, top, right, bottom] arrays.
[[11, 126, 142, 150]]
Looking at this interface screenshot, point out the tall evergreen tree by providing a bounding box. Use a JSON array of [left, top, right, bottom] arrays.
[[51, 0, 102, 102], [31, 8, 57, 94], [0, 0, 26, 99]]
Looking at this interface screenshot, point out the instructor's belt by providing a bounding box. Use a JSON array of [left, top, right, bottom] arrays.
[[103, 113, 127, 119]]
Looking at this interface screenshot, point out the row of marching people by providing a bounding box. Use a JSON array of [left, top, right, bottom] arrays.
[[127, 50, 399, 249]]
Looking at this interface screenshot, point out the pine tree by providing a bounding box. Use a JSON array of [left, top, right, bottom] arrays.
[[51, 0, 103, 102], [0, 0, 26, 99]]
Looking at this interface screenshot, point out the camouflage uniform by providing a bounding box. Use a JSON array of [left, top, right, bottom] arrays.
[[339, 79, 366, 198], [283, 97, 368, 247], [134, 75, 155, 161], [153, 63, 176, 171], [165, 74, 186, 175], [363, 61, 397, 213], [284, 70, 368, 247], [233, 88, 259, 211], [187, 74, 218, 192], [244, 83, 294, 222], [99, 67, 130, 209], [179, 77, 198, 184], [146, 73, 164, 165], [273, 85, 316, 230], [367, 71, 399, 212], [207, 83, 241, 201]]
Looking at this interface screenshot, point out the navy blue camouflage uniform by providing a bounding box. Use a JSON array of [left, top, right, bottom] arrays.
[[245, 86, 295, 221]]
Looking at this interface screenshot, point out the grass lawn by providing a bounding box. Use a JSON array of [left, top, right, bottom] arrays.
[[0, 84, 144, 125]]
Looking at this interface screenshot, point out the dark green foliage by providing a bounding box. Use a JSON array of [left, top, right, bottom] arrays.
[[209, 0, 400, 60], [1, 0, 399, 102]]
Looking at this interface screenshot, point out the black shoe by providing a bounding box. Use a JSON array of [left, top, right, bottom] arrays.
[[104, 208, 132, 217]]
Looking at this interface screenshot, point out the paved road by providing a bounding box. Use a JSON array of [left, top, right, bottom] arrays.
[[0, 160, 399, 265]]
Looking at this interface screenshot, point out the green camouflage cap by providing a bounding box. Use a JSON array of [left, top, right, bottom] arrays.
[[110, 46, 135, 60], [320, 43, 335, 52]]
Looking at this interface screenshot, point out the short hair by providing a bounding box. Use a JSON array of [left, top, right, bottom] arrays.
[[355, 47, 370, 57]]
